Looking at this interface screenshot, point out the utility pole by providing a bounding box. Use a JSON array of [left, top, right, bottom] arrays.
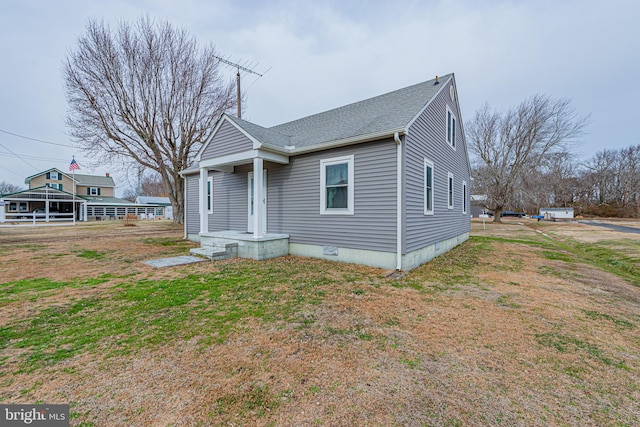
[[214, 56, 264, 119]]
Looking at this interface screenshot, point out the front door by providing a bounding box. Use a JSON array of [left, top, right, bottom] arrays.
[[247, 170, 267, 233]]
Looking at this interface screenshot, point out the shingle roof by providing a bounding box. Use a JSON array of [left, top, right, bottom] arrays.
[[225, 115, 291, 147], [267, 74, 451, 148], [74, 174, 115, 187], [186, 74, 452, 174], [84, 196, 134, 205], [136, 196, 171, 205]]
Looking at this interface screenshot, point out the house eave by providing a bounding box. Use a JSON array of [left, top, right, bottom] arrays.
[[285, 128, 407, 156]]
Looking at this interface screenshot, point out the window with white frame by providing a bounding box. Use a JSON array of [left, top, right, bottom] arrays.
[[46, 183, 62, 190], [446, 105, 456, 149], [462, 180, 467, 214], [89, 187, 99, 196], [207, 176, 213, 214], [320, 155, 354, 215], [424, 159, 434, 215], [448, 172, 454, 209], [50, 171, 59, 180]]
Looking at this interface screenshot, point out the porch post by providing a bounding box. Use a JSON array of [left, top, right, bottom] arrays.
[[199, 168, 209, 234], [45, 186, 50, 223], [0, 199, 5, 223], [83, 202, 87, 222], [253, 157, 264, 238]]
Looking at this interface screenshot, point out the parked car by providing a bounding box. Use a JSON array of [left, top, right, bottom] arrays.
[[501, 210, 525, 218]]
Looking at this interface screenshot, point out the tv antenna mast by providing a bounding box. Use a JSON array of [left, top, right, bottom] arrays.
[[214, 55, 266, 119]]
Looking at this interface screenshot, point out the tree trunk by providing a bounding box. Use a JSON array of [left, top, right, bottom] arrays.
[[492, 208, 503, 223]]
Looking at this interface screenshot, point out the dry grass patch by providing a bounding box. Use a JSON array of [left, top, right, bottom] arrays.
[[1, 220, 639, 426]]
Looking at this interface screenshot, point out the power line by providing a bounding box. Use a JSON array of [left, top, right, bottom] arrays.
[[0, 128, 77, 148], [0, 151, 73, 163], [0, 142, 38, 170]]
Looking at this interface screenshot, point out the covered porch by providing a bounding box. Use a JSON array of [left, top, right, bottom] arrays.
[[192, 147, 290, 260], [0, 187, 86, 224]]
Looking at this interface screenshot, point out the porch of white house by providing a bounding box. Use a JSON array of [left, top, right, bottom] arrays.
[[190, 149, 290, 261], [0, 187, 86, 224]]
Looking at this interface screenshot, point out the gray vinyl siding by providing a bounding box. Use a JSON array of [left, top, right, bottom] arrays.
[[209, 165, 250, 231], [201, 120, 253, 160], [268, 139, 397, 252], [404, 79, 470, 253], [185, 174, 200, 235]]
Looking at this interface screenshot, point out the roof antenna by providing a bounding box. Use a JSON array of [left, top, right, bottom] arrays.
[[214, 55, 267, 119]]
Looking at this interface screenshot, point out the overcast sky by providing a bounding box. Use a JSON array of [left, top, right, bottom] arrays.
[[1, 0, 638, 193]]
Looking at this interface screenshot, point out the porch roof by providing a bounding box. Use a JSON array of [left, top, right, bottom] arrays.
[[1, 186, 88, 201]]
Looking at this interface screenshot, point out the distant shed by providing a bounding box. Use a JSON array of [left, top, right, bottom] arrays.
[[539, 207, 574, 219]]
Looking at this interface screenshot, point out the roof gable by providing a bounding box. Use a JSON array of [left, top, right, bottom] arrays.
[[24, 168, 70, 184], [24, 169, 115, 187]]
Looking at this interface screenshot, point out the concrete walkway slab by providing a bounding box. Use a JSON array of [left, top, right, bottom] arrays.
[[144, 255, 207, 268]]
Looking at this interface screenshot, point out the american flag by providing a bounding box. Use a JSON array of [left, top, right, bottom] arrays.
[[69, 158, 81, 171]]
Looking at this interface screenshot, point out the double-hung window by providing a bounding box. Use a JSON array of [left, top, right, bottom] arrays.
[[47, 183, 62, 190], [424, 159, 434, 215], [89, 187, 100, 196], [320, 155, 354, 215], [448, 172, 454, 209], [446, 105, 456, 149]]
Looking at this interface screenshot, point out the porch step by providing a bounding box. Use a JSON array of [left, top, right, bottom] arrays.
[[191, 237, 238, 261]]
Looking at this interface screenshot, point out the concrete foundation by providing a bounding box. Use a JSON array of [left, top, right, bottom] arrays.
[[189, 230, 468, 271], [401, 232, 469, 271], [195, 230, 289, 261]]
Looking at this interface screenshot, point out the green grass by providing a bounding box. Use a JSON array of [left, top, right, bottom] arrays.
[[475, 234, 640, 287], [536, 332, 629, 369], [583, 310, 635, 329], [76, 249, 106, 260], [0, 261, 338, 371], [400, 238, 490, 290], [0, 277, 110, 304], [141, 237, 196, 254]]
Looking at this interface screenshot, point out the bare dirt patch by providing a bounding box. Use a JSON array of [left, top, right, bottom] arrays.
[[1, 220, 639, 426]]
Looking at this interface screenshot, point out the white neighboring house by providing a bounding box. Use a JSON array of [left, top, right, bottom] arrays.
[[540, 207, 574, 219], [0, 168, 168, 223], [136, 196, 173, 220]]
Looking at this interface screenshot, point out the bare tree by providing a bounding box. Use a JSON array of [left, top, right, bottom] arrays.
[[467, 95, 588, 222], [122, 169, 168, 201], [578, 145, 640, 217], [0, 181, 22, 195], [64, 17, 237, 223]]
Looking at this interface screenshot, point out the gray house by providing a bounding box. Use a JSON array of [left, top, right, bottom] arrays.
[[182, 74, 471, 271]]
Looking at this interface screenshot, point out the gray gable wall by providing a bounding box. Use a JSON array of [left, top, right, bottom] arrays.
[[404, 78, 470, 253], [201, 120, 254, 159]]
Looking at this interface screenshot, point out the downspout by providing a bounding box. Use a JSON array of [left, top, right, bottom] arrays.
[[394, 132, 403, 271]]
